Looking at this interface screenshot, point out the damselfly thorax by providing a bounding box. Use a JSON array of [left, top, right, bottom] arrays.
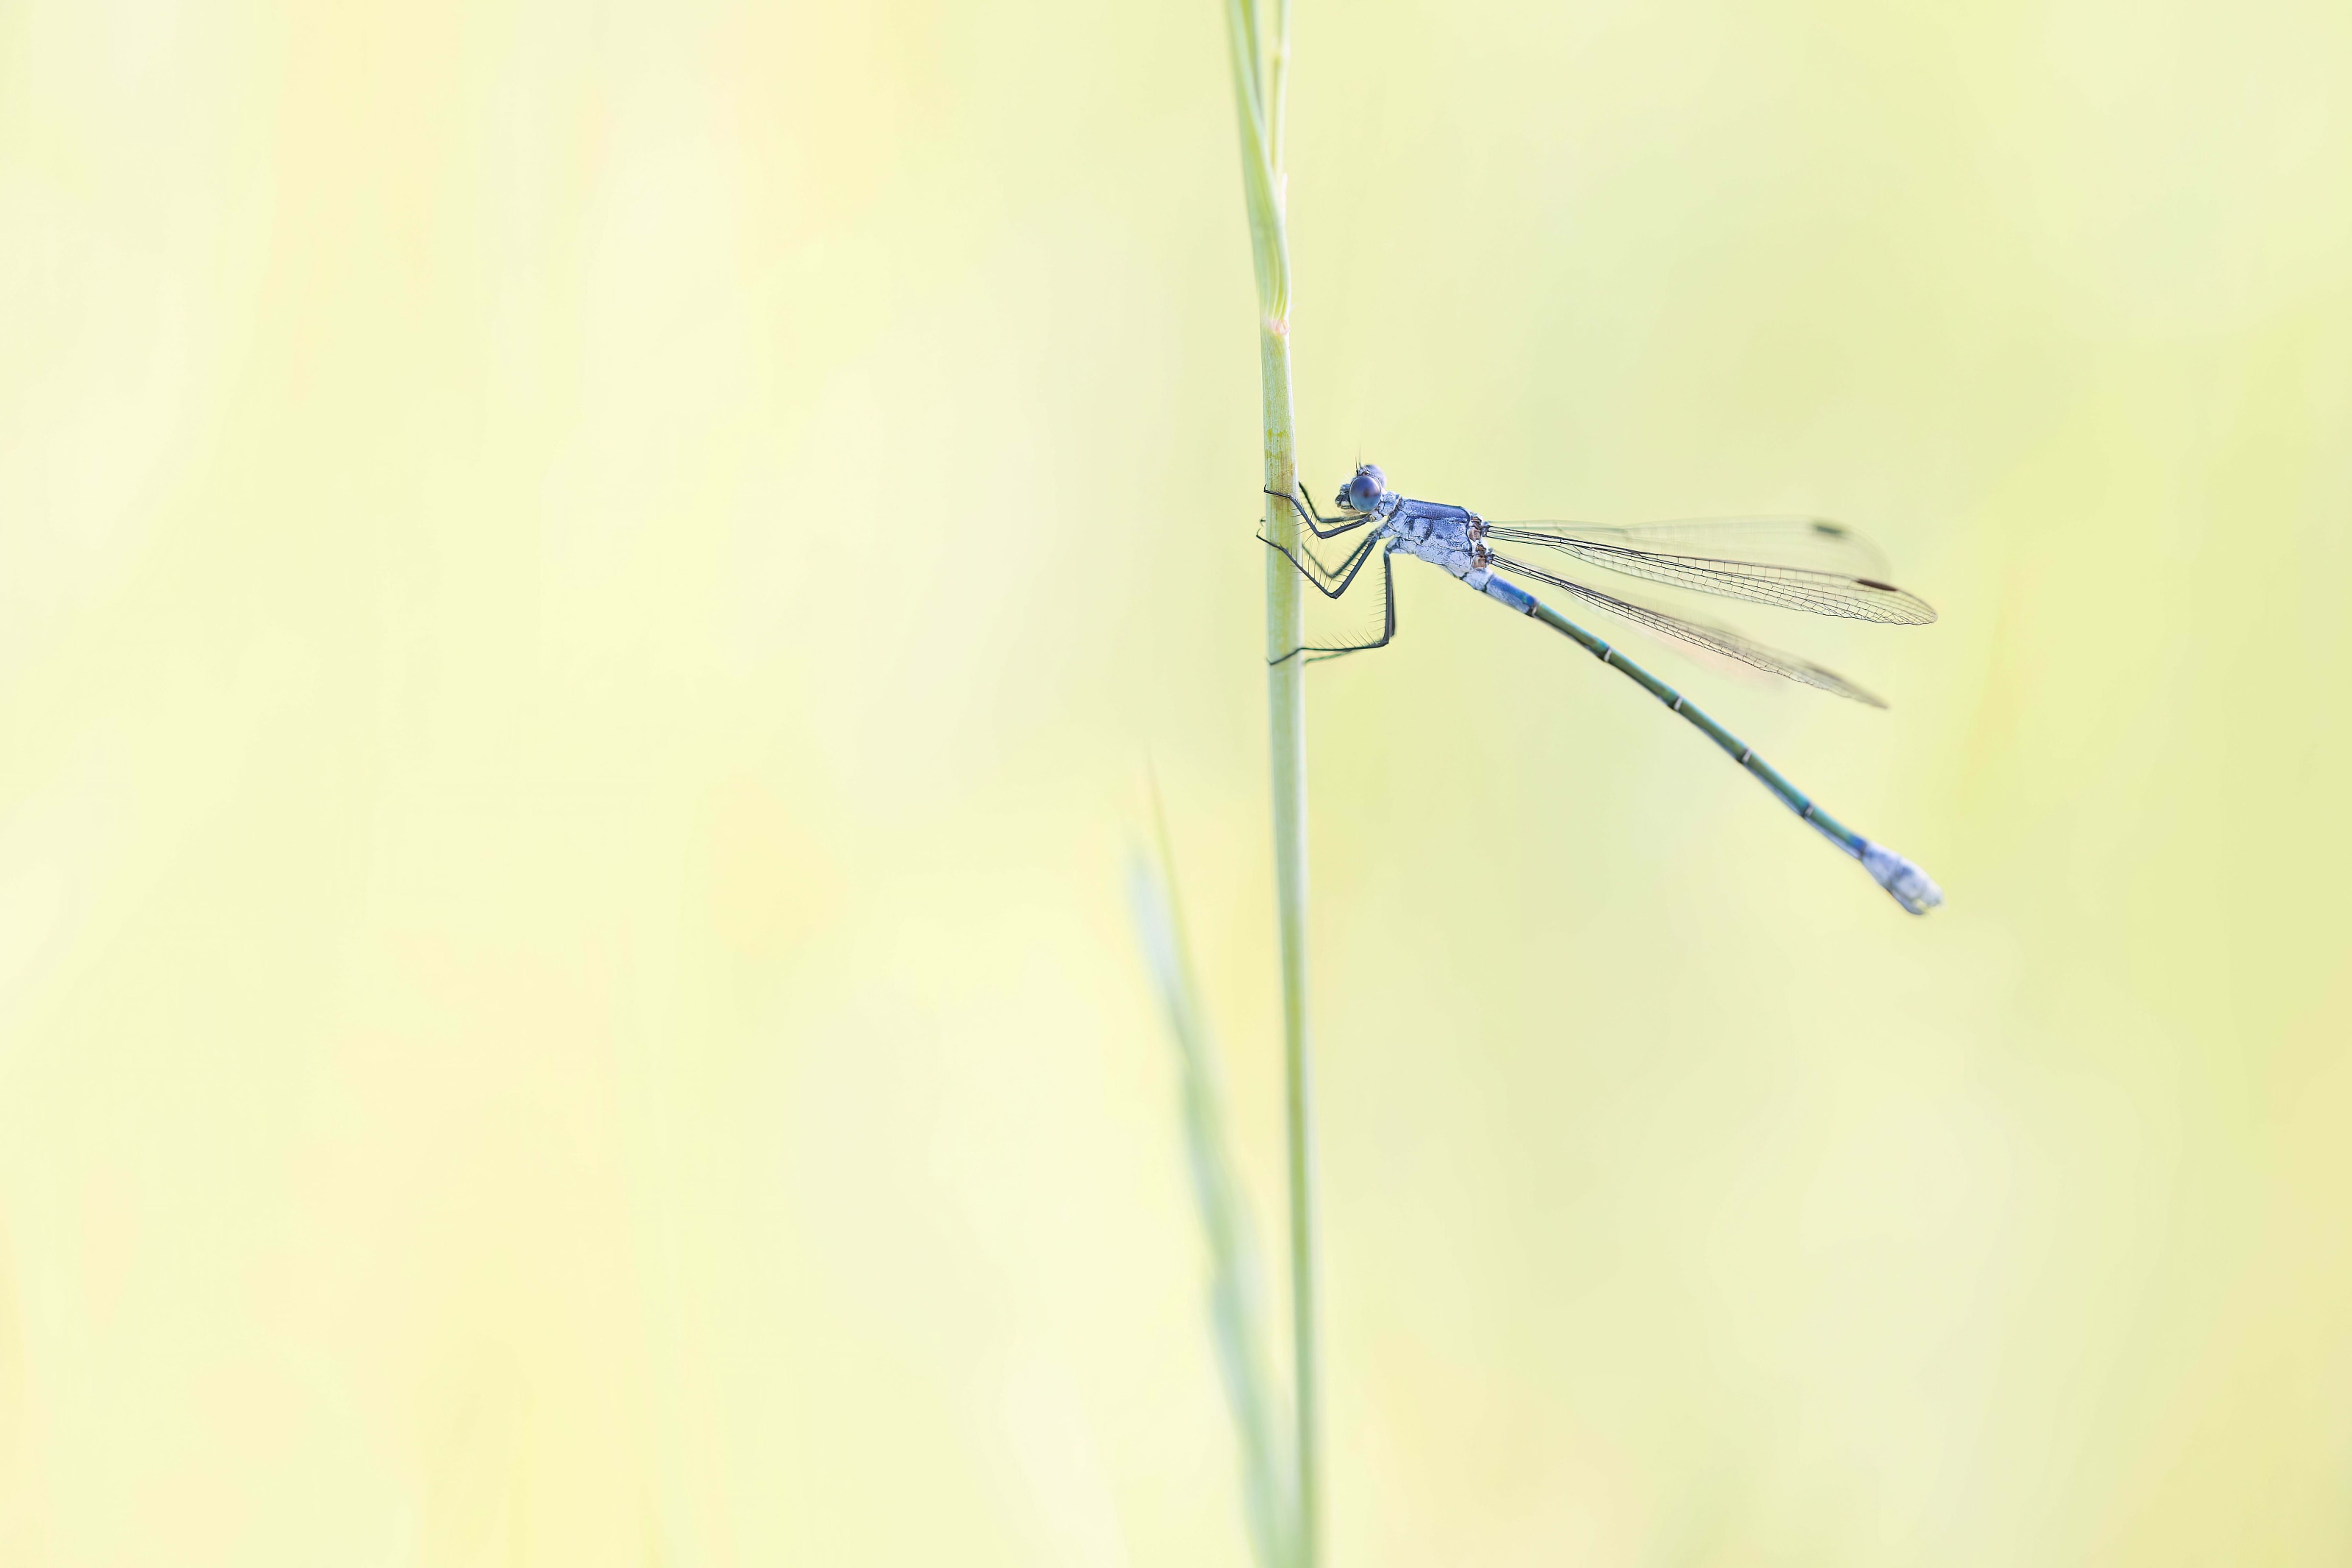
[[1354, 491, 1501, 579]]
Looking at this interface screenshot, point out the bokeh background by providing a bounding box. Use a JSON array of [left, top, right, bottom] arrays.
[[4, 0, 2349, 1562]]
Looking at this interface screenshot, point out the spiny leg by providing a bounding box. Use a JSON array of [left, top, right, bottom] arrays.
[[1264, 484, 1375, 541], [1294, 478, 1374, 534], [1261, 525, 1385, 597], [1305, 548, 1399, 664], [1252, 477, 1386, 579], [1265, 528, 1360, 581], [1267, 541, 1399, 666]]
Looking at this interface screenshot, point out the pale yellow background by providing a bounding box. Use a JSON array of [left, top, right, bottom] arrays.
[[3, 0, 2349, 1563]]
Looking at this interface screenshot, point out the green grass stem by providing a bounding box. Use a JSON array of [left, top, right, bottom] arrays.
[[1222, 0, 1320, 1562]]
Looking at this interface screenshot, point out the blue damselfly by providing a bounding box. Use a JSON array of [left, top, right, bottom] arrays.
[[1264, 464, 1943, 913]]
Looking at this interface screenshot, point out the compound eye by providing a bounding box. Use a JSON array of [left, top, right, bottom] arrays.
[[1344, 464, 1387, 510]]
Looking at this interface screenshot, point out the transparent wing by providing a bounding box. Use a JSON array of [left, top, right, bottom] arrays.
[[1497, 516, 1893, 574], [1480, 517, 1934, 625], [1489, 553, 1888, 706]]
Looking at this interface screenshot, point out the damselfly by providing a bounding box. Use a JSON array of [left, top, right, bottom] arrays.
[[1263, 464, 1944, 914]]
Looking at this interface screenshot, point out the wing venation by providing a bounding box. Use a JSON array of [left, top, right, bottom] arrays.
[[1490, 554, 1889, 706], [1481, 518, 1935, 625]]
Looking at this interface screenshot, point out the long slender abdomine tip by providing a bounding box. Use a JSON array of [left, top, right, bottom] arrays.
[[1859, 841, 1944, 915]]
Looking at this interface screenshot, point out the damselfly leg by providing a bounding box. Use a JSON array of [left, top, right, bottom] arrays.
[[1266, 482, 1376, 540], [1262, 535, 1398, 665], [1260, 520, 1383, 593], [1256, 483, 1378, 582]]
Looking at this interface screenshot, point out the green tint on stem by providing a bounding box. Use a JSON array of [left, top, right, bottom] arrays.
[[1224, 0, 1318, 1562]]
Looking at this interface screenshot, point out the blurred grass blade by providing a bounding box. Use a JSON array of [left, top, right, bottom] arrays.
[[1128, 807, 1296, 1568]]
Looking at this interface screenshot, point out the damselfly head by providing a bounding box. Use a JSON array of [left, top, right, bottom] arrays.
[[1337, 463, 1387, 512]]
